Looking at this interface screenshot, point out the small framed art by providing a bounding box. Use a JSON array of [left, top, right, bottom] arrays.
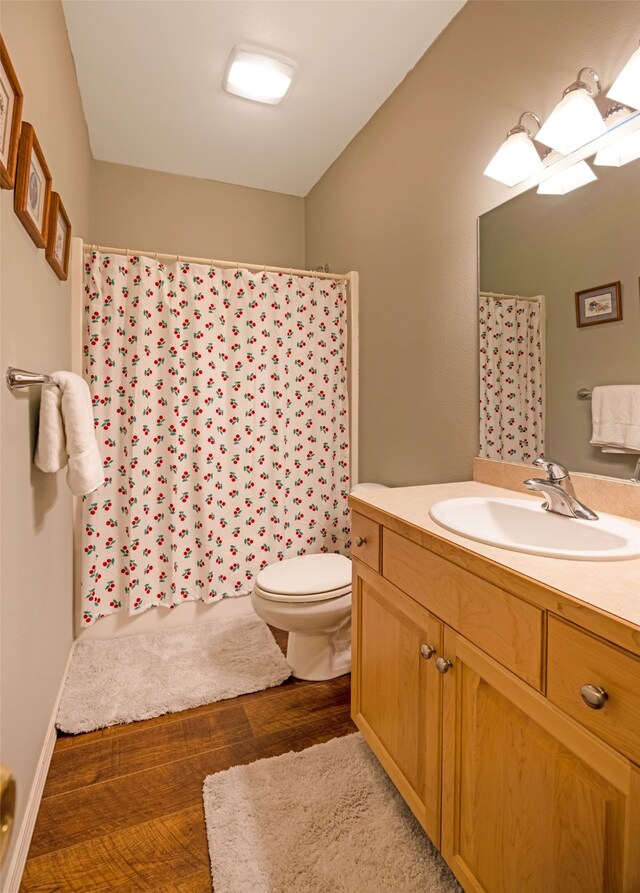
[[0, 36, 24, 189], [575, 281, 622, 328], [46, 192, 71, 280], [14, 121, 52, 248]]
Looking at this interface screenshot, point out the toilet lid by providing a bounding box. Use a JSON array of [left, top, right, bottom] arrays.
[[256, 553, 352, 596]]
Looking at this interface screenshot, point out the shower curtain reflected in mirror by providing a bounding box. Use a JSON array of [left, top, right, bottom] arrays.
[[479, 292, 545, 464], [80, 250, 350, 626]]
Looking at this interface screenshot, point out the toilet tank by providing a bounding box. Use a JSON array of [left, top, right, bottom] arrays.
[[350, 483, 389, 496]]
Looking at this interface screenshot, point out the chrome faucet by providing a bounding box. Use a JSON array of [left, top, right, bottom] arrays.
[[524, 457, 599, 521]]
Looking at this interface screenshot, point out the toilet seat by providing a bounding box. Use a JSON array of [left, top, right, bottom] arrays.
[[254, 553, 352, 603], [253, 582, 351, 603]]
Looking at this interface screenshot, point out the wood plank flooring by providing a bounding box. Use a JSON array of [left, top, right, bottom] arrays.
[[19, 628, 356, 892]]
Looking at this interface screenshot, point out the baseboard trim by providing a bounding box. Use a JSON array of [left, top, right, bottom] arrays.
[[2, 642, 76, 893]]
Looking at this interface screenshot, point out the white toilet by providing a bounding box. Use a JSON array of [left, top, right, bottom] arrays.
[[251, 553, 353, 681], [251, 483, 388, 681]]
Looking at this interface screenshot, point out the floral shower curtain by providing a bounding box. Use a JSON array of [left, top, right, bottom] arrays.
[[478, 293, 544, 463], [80, 250, 350, 625]]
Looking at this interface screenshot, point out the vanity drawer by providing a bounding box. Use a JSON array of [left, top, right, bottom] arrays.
[[547, 616, 640, 765], [383, 529, 543, 689], [351, 512, 381, 573]]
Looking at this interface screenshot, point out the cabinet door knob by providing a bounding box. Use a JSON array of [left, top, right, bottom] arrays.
[[420, 644, 436, 660], [354, 536, 366, 547], [581, 684, 608, 710], [435, 657, 453, 674]]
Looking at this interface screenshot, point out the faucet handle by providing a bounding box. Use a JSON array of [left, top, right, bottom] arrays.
[[532, 456, 569, 481]]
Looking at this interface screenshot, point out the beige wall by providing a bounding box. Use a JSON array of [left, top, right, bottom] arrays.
[[0, 0, 92, 882], [305, 1, 639, 486], [480, 158, 640, 480], [91, 161, 305, 268]]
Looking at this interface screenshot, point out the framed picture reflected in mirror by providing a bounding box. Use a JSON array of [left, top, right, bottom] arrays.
[[575, 281, 622, 328]]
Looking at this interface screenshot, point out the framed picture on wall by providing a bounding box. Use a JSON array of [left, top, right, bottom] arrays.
[[0, 36, 24, 189], [45, 192, 71, 280], [575, 281, 622, 328], [14, 121, 52, 247]]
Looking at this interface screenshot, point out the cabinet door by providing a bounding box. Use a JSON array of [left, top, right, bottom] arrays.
[[441, 628, 640, 893], [351, 560, 442, 844]]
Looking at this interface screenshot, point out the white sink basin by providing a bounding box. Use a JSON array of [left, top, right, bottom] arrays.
[[429, 497, 640, 561]]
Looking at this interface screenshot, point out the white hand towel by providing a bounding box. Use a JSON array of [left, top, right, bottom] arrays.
[[590, 385, 640, 453], [35, 371, 105, 496]]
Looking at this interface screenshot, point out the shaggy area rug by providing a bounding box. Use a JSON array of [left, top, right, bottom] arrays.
[[203, 733, 462, 893], [57, 614, 291, 733]]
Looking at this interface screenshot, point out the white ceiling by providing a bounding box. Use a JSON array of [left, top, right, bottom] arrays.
[[62, 1, 464, 197]]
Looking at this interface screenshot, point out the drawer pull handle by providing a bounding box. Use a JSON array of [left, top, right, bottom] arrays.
[[420, 644, 436, 660], [581, 684, 608, 710], [436, 657, 453, 675], [354, 536, 367, 547]]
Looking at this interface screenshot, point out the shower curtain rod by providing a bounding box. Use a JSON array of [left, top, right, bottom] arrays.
[[82, 243, 349, 281]]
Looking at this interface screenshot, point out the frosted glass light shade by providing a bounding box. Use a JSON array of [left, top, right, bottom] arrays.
[[223, 46, 296, 105], [483, 131, 543, 186], [537, 160, 597, 195], [537, 89, 606, 154], [607, 46, 640, 110], [594, 128, 640, 166]]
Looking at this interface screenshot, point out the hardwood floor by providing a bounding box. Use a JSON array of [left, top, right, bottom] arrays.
[[19, 628, 356, 892]]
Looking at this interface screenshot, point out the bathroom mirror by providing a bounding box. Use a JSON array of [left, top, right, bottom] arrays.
[[479, 141, 640, 479]]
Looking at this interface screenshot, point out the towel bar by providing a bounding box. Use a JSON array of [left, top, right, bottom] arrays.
[[6, 367, 53, 391], [577, 388, 592, 400]]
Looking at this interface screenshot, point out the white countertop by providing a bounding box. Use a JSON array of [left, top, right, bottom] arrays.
[[351, 481, 640, 628]]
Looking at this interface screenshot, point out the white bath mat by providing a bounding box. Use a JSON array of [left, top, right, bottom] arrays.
[[203, 732, 462, 893], [57, 614, 291, 733]]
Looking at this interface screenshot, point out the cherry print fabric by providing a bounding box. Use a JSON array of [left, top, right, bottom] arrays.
[[479, 294, 544, 463], [81, 251, 350, 625]]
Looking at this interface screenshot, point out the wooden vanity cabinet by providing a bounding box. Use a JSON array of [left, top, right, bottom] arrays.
[[441, 628, 640, 893], [350, 509, 640, 893], [351, 561, 443, 844]]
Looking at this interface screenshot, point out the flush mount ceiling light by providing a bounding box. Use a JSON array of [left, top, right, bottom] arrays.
[[607, 41, 640, 110], [223, 45, 297, 105], [537, 159, 597, 195], [483, 111, 544, 186], [537, 68, 606, 155], [594, 104, 640, 167]]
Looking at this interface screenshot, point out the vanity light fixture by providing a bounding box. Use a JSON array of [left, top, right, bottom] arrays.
[[593, 104, 640, 167], [537, 159, 597, 195], [537, 68, 606, 155], [223, 45, 297, 105], [483, 112, 544, 186], [607, 41, 640, 110]]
